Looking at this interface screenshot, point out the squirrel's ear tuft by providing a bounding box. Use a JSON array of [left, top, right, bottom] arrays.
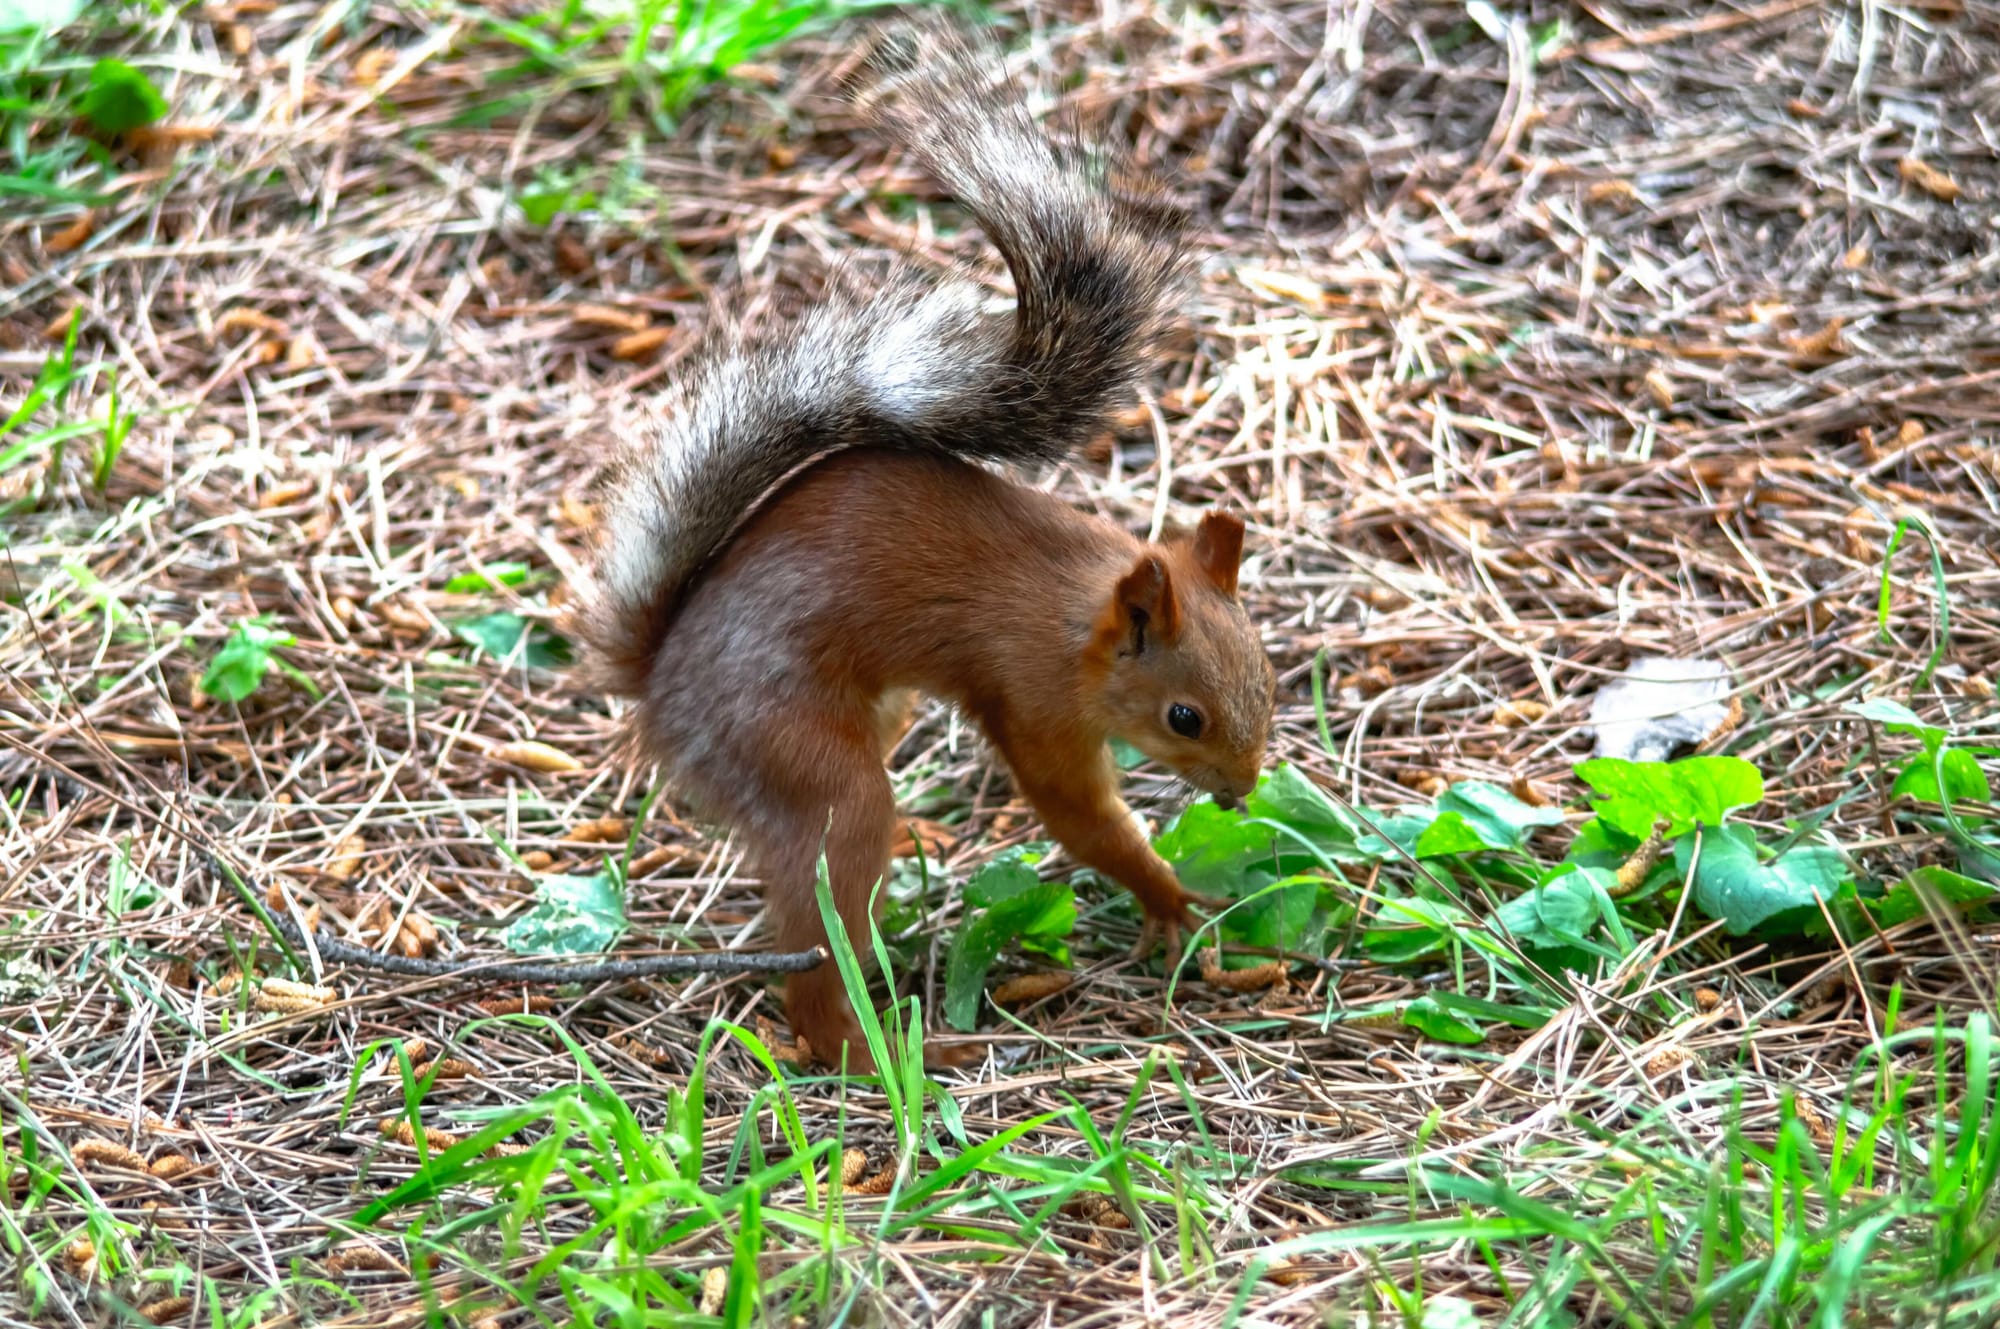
[[1114, 554, 1178, 655], [1191, 512, 1245, 596]]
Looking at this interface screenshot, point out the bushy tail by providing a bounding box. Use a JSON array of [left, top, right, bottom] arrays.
[[576, 24, 1189, 696]]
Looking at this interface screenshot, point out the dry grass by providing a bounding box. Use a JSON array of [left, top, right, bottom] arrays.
[[2, 0, 1998, 1325]]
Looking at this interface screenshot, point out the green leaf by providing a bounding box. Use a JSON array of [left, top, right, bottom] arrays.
[[1363, 896, 1471, 963], [1577, 756, 1764, 838], [1562, 816, 1638, 871], [1154, 801, 1281, 895], [1844, 697, 1945, 749], [500, 871, 625, 955], [1215, 875, 1326, 955], [518, 187, 595, 226], [1244, 765, 1351, 831], [452, 611, 572, 669], [79, 59, 167, 136], [108, 840, 159, 913], [1402, 995, 1483, 1044], [444, 562, 531, 594], [1843, 696, 1931, 733], [0, 0, 82, 33], [943, 881, 1075, 1030], [198, 616, 297, 703], [1527, 19, 1567, 65], [1436, 781, 1567, 850], [1401, 780, 1569, 858], [961, 847, 1047, 908], [1874, 866, 1999, 928], [1354, 810, 1442, 860], [1960, 836, 2000, 886], [1414, 812, 1488, 859], [1492, 871, 1608, 951], [1678, 825, 1848, 935], [1241, 764, 1383, 864], [1890, 748, 1992, 806]]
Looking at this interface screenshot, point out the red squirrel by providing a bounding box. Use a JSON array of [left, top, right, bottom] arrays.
[[575, 27, 1276, 1071]]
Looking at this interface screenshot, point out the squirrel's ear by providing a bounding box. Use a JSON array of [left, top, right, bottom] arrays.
[[1191, 512, 1245, 596], [1114, 554, 1178, 655]]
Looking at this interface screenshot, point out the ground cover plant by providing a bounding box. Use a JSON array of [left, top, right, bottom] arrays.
[[2, 0, 1998, 1324]]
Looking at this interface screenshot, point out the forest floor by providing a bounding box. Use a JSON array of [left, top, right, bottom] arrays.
[[2, 0, 1998, 1325]]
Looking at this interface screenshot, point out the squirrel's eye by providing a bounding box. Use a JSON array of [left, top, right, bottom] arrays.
[[1167, 704, 1203, 739]]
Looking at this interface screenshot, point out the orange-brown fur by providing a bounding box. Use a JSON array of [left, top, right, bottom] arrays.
[[576, 24, 1276, 1070], [638, 450, 1274, 1070]]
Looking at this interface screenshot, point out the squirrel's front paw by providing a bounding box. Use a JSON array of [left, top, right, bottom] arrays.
[[1129, 890, 1228, 972]]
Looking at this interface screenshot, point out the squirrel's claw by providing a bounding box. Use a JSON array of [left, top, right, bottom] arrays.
[[1131, 890, 1229, 972], [1130, 912, 1183, 968]]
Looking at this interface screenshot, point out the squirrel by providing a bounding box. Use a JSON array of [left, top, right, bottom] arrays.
[[574, 26, 1276, 1072]]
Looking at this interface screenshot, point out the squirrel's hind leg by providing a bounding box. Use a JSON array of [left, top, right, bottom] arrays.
[[873, 688, 918, 760], [745, 729, 899, 1076]]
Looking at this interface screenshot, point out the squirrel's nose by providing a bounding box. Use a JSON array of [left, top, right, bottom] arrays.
[[1213, 791, 1239, 811]]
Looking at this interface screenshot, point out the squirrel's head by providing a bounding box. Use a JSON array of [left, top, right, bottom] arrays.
[[1087, 512, 1275, 807]]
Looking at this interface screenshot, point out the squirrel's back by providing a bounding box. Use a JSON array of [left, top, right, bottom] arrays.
[[575, 25, 1188, 697]]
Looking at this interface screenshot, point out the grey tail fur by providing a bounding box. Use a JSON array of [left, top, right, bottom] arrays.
[[575, 25, 1190, 697]]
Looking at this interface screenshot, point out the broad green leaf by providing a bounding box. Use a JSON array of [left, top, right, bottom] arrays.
[[1405, 781, 1570, 858], [1817, 878, 1876, 942], [962, 847, 1047, 908], [1435, 781, 1566, 850], [943, 882, 1075, 1030], [988, 885, 1074, 949], [453, 611, 572, 669], [1362, 896, 1470, 963], [500, 871, 625, 955], [1874, 866, 1998, 927], [79, 59, 167, 135], [1402, 995, 1483, 1045], [1678, 825, 1848, 935], [1154, 801, 1280, 895], [1843, 697, 1944, 747], [1018, 930, 1070, 965], [198, 617, 296, 703], [1214, 875, 1326, 955], [1960, 836, 2000, 886], [1492, 871, 1606, 951], [0, 0, 82, 33], [1414, 812, 1488, 858], [1354, 810, 1441, 860], [1243, 764, 1346, 829], [1560, 815, 1634, 870], [1577, 756, 1764, 838], [1241, 764, 1379, 864], [1890, 748, 1992, 806]]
